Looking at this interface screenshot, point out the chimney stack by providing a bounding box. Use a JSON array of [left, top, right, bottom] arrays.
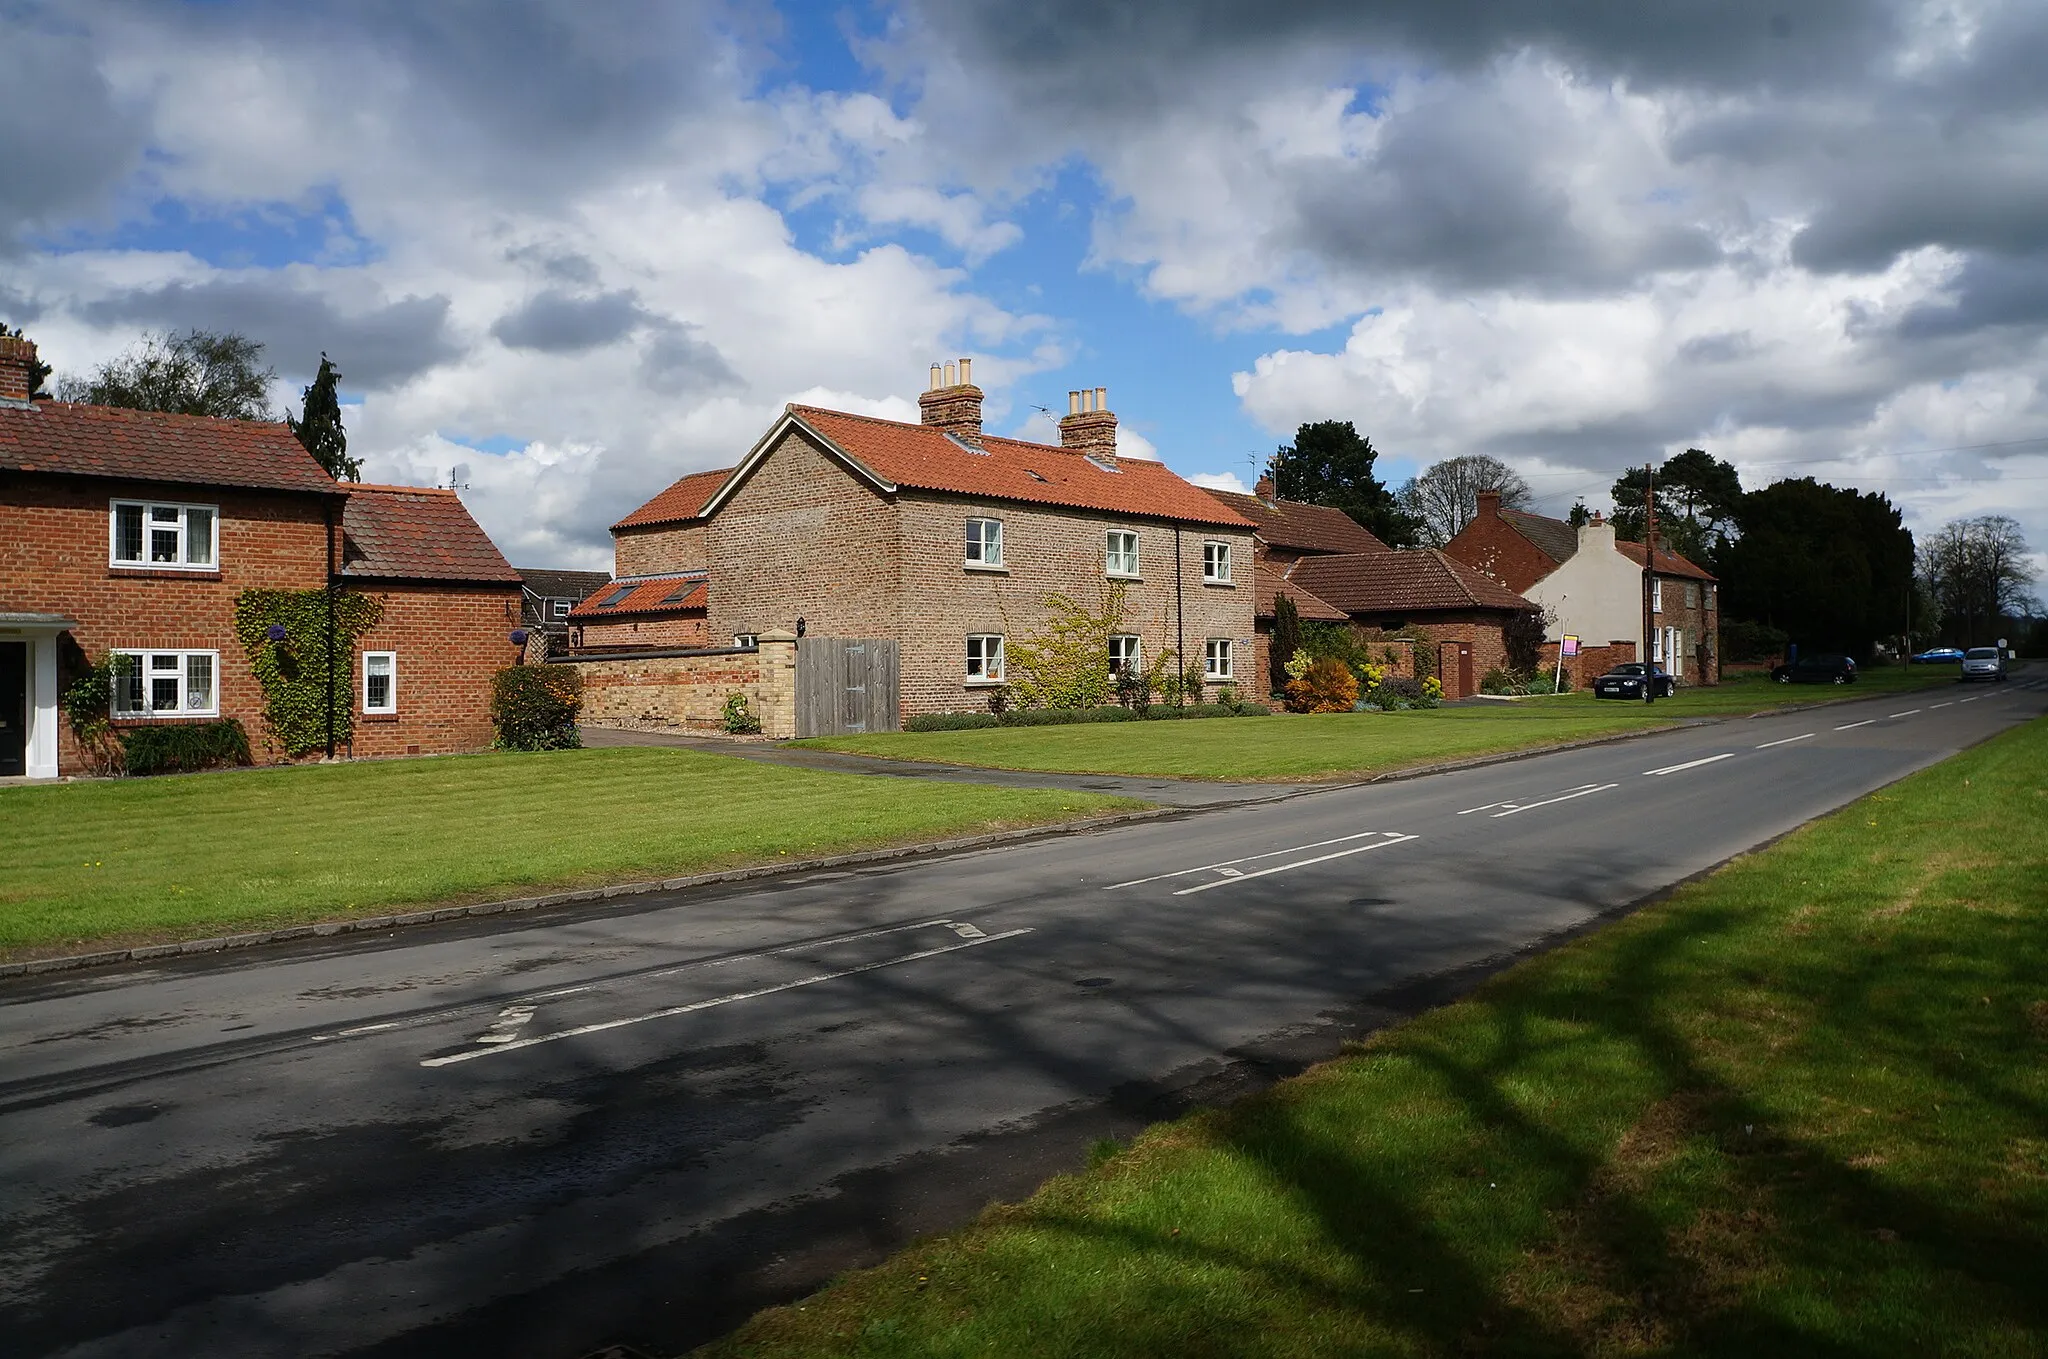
[[1059, 386, 1117, 465], [1254, 472, 1276, 503], [1476, 488, 1501, 518], [0, 334, 38, 404], [918, 356, 983, 442]]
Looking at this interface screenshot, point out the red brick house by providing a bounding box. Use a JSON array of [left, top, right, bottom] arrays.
[[1285, 548, 1539, 698], [1443, 491, 1719, 686], [0, 336, 522, 777], [1205, 475, 1384, 689], [597, 362, 1259, 721]]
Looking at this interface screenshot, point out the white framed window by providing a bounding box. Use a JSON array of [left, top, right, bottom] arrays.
[[110, 500, 217, 570], [110, 649, 219, 717], [965, 517, 1005, 568], [1105, 529, 1140, 578], [966, 633, 1005, 683], [1204, 638, 1233, 679], [1651, 579, 1663, 613], [1108, 634, 1142, 674], [733, 633, 759, 648], [1202, 541, 1233, 583], [361, 651, 396, 714], [551, 599, 572, 619]]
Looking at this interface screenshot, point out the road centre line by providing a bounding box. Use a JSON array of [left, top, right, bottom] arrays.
[[1835, 718, 1876, 729], [1459, 784, 1602, 815], [1891, 709, 1922, 718], [1489, 784, 1619, 817], [1106, 830, 1401, 890], [421, 929, 1033, 1067], [1642, 753, 1736, 777], [1173, 834, 1418, 897], [1756, 733, 1814, 749], [1930, 701, 1952, 709]]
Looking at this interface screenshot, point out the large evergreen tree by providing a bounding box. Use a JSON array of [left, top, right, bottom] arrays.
[[1717, 478, 1915, 656], [57, 329, 275, 420], [1609, 448, 1744, 564], [288, 353, 360, 481], [1270, 420, 1420, 547]]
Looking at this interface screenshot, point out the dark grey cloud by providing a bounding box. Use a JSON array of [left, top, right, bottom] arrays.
[[78, 280, 459, 389], [0, 12, 145, 245], [1898, 254, 2048, 339], [1678, 332, 1759, 364], [491, 290, 650, 353], [504, 244, 602, 286], [638, 326, 741, 395]]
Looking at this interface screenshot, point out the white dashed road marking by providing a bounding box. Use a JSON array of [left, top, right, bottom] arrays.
[[1891, 709, 1922, 718], [1756, 733, 1814, 749], [1642, 753, 1736, 777], [1483, 784, 1620, 818], [1836, 719, 1876, 730], [1106, 830, 1402, 890], [1171, 833, 1418, 897]]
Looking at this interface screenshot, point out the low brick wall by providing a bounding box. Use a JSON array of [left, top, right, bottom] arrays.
[[560, 633, 796, 738], [1541, 640, 1638, 690]]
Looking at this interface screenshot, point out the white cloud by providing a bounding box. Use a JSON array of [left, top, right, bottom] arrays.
[[1187, 471, 1248, 493]]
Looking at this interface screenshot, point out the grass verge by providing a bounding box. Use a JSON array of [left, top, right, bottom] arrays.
[[798, 670, 1970, 782], [0, 747, 1142, 958], [703, 715, 2048, 1358]]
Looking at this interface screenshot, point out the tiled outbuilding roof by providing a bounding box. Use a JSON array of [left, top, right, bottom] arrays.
[[518, 568, 612, 602], [734, 406, 1254, 528], [1499, 507, 1581, 565], [1206, 489, 1389, 555], [566, 572, 708, 620], [339, 484, 521, 584], [612, 467, 732, 530], [1616, 540, 1717, 582], [0, 401, 340, 495], [1287, 549, 1536, 615], [1255, 563, 1349, 622]]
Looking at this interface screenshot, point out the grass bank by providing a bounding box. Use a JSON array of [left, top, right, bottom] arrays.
[[0, 747, 1141, 958], [705, 715, 2048, 1358], [799, 669, 1968, 782]]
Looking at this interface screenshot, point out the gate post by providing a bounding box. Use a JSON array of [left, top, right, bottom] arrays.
[[755, 629, 799, 738]]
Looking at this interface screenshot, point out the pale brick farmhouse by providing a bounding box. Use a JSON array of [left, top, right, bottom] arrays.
[[0, 336, 522, 777], [594, 362, 1258, 722], [1444, 490, 1719, 686]]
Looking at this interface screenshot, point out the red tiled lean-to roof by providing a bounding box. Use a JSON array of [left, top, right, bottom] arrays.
[[339, 484, 521, 584], [0, 401, 340, 494], [566, 573, 708, 620], [1287, 549, 1536, 615], [1615, 540, 1717, 582], [773, 406, 1254, 528], [1255, 563, 1349, 622], [1206, 489, 1390, 555], [612, 467, 732, 530]]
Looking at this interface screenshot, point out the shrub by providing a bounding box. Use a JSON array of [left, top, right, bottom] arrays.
[[721, 691, 762, 734], [60, 652, 125, 774], [1114, 667, 1152, 711], [1000, 705, 1138, 726], [1502, 608, 1547, 676], [1721, 617, 1790, 664], [118, 719, 253, 776], [491, 665, 583, 750], [1421, 676, 1443, 706], [1285, 656, 1359, 713], [1232, 701, 1273, 716], [984, 683, 1012, 716], [906, 712, 1000, 731], [1479, 666, 1526, 696]]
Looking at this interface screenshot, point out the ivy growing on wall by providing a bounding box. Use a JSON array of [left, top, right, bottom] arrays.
[[233, 588, 383, 757]]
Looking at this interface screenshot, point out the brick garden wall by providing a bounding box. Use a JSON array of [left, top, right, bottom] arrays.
[[345, 580, 524, 758], [569, 639, 796, 737], [1539, 639, 1638, 691]]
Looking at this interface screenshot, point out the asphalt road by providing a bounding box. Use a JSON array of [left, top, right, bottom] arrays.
[[4, 678, 2042, 1359]]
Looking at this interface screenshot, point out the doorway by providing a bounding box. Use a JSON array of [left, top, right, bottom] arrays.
[[0, 642, 26, 778]]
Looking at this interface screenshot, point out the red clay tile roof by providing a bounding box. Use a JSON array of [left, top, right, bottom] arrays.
[[339, 484, 521, 584], [566, 572, 708, 620], [1499, 507, 1581, 564], [612, 467, 732, 531], [1287, 549, 1536, 615], [0, 401, 340, 495], [1256, 563, 1348, 622], [1616, 540, 1717, 582], [1206, 489, 1389, 555], [773, 406, 1254, 528]]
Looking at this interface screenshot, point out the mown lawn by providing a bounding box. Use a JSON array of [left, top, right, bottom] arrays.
[[703, 716, 2048, 1359], [0, 747, 1140, 957], [800, 669, 1969, 782]]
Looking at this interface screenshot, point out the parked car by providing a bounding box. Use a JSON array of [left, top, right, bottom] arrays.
[[1593, 662, 1676, 699], [1772, 654, 1857, 684], [1912, 646, 1965, 664], [1960, 647, 2007, 682]]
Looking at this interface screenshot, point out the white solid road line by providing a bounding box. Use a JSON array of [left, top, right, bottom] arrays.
[[1488, 783, 1619, 817], [1106, 829, 1399, 890], [1891, 709, 1922, 718], [1642, 753, 1735, 777], [1756, 733, 1814, 749], [421, 928, 1034, 1068], [1173, 834, 1417, 897], [1836, 718, 1876, 730]]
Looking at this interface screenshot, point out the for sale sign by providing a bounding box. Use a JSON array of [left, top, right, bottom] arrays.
[[1561, 634, 1581, 658]]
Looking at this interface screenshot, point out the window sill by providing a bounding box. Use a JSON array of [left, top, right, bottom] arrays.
[[1105, 573, 1143, 582], [963, 562, 1010, 574], [1202, 578, 1235, 588], [963, 677, 1007, 688], [108, 566, 223, 581], [360, 711, 399, 723], [111, 713, 222, 723]]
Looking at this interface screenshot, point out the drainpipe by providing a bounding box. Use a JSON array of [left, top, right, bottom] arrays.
[[325, 497, 338, 759], [1174, 526, 1186, 705]]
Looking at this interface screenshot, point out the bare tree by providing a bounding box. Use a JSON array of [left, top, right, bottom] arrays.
[[1396, 455, 1533, 546], [1919, 515, 2038, 644], [56, 329, 276, 420]]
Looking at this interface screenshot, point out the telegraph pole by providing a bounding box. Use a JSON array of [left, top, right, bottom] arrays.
[[1642, 464, 1657, 704]]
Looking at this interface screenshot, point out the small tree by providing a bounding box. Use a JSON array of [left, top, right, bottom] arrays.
[[1284, 656, 1358, 713], [1502, 608, 1547, 677], [1269, 593, 1302, 696], [490, 666, 583, 750], [288, 353, 361, 480]]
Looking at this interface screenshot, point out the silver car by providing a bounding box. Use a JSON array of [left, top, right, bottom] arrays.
[[1961, 647, 2006, 682]]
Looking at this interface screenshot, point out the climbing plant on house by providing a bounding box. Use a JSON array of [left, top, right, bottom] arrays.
[[233, 588, 383, 757], [1004, 583, 1129, 710]]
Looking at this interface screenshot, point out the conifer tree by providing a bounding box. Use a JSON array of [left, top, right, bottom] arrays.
[[288, 353, 360, 481]]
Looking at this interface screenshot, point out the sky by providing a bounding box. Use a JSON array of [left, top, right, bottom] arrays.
[[4, 0, 2046, 582]]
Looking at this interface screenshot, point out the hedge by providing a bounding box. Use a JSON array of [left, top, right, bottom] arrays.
[[491, 666, 583, 750], [902, 702, 1269, 732], [117, 719, 254, 776]]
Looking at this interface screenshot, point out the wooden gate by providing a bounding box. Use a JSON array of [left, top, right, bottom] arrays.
[[795, 637, 900, 738]]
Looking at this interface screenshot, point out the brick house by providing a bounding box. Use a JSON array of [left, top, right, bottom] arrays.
[[0, 336, 522, 777], [1443, 491, 1719, 685], [602, 361, 1258, 719], [1285, 548, 1537, 698]]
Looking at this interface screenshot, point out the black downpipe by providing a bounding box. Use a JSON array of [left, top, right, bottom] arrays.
[[325, 498, 337, 759], [1174, 526, 1186, 706]]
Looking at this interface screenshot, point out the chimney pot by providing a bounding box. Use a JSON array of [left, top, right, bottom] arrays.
[[1058, 383, 1118, 464], [929, 363, 943, 391], [959, 357, 972, 385], [944, 361, 957, 387]]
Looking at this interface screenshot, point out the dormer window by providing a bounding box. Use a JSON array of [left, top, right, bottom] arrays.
[[111, 500, 217, 570]]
